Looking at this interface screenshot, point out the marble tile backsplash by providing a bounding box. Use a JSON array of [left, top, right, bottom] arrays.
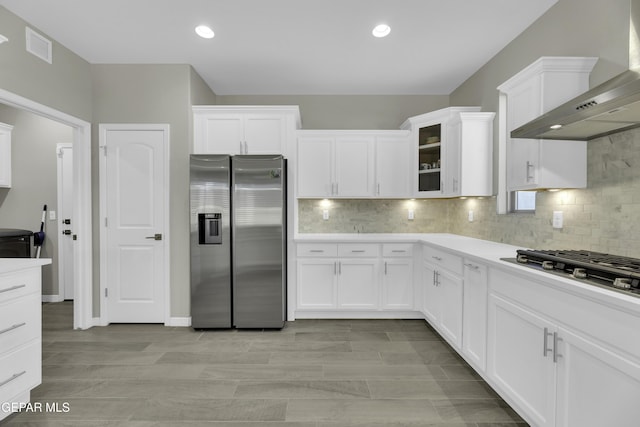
[[297, 127, 640, 258]]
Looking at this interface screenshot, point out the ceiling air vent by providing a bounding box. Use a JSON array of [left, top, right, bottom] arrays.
[[25, 27, 52, 64]]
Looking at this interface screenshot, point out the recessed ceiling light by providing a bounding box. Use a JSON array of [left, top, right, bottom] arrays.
[[550, 124, 563, 129], [372, 24, 391, 38], [195, 25, 215, 39]]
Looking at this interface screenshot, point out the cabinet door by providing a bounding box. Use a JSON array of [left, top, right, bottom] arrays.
[[462, 261, 488, 372], [438, 268, 463, 349], [422, 262, 438, 323], [381, 258, 413, 310], [244, 115, 285, 154], [375, 136, 411, 198], [334, 136, 374, 197], [488, 294, 557, 427], [297, 137, 334, 197], [296, 259, 337, 309], [337, 259, 378, 309], [0, 124, 11, 188], [444, 121, 461, 197], [556, 327, 640, 427], [196, 114, 244, 154]]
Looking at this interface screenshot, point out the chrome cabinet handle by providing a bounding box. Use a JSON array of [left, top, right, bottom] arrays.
[[310, 250, 324, 253], [338, 262, 341, 275], [384, 261, 388, 275], [0, 371, 26, 388], [244, 141, 248, 154], [432, 256, 442, 261], [526, 161, 535, 182], [464, 263, 479, 270], [377, 183, 380, 195], [553, 332, 563, 363], [334, 261, 337, 275], [0, 322, 26, 336], [351, 250, 365, 253], [0, 284, 26, 294], [543, 327, 553, 357], [239, 141, 243, 154], [392, 250, 406, 253]]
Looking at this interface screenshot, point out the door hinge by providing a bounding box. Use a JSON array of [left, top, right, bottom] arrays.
[[105, 288, 108, 298]]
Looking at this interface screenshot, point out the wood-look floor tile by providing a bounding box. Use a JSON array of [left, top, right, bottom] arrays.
[[200, 364, 324, 380], [42, 364, 207, 380], [43, 341, 150, 352], [157, 351, 270, 364], [4, 397, 144, 422], [143, 341, 253, 352], [286, 399, 442, 422], [249, 340, 351, 352], [234, 380, 370, 399], [349, 341, 415, 353], [294, 332, 390, 342], [367, 379, 498, 400], [323, 364, 447, 380], [433, 398, 526, 423], [42, 351, 164, 366], [269, 351, 382, 365]]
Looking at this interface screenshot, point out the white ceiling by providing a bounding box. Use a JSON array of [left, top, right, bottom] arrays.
[[0, 0, 558, 95]]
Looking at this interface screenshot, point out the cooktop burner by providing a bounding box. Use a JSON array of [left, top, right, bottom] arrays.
[[502, 249, 640, 297]]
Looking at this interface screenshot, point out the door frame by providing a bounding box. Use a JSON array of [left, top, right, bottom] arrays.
[[0, 88, 93, 330], [56, 142, 73, 300], [98, 123, 171, 326]]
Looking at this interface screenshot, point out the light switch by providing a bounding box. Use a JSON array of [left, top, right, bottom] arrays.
[[408, 209, 415, 220], [468, 210, 474, 222], [49, 210, 56, 221], [553, 211, 563, 229], [322, 209, 329, 220]]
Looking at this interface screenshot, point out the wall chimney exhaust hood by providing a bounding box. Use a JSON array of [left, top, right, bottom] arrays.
[[512, 0, 640, 141]]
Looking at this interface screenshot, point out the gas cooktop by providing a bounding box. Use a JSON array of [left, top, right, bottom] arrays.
[[501, 249, 640, 297]]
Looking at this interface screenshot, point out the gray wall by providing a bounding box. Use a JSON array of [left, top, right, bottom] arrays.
[[0, 104, 73, 295], [91, 64, 216, 318], [0, 6, 92, 121], [217, 95, 449, 129]]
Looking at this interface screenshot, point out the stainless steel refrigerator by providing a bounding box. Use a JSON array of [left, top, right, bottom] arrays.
[[190, 155, 286, 329]]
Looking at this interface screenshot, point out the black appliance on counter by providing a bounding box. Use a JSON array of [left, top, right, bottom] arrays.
[[502, 249, 640, 298], [0, 228, 33, 258]]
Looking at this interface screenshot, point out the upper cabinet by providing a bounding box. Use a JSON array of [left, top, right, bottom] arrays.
[[297, 130, 411, 198], [498, 57, 597, 191], [0, 122, 13, 188], [192, 106, 301, 156], [401, 107, 495, 198]]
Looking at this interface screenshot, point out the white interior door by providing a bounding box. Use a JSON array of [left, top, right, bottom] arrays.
[[101, 126, 168, 323], [56, 143, 74, 300]]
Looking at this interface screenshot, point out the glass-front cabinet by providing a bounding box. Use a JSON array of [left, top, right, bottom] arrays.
[[417, 124, 442, 193], [402, 107, 495, 198]]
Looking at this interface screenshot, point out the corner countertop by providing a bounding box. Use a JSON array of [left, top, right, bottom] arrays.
[[294, 233, 640, 312], [0, 258, 52, 274]]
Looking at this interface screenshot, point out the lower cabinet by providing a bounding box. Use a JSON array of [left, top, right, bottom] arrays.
[[462, 260, 488, 372], [422, 260, 463, 350], [488, 274, 640, 427], [336, 259, 378, 309]]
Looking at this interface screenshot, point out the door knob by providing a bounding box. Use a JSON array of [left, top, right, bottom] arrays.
[[146, 233, 162, 241], [62, 230, 72, 235]]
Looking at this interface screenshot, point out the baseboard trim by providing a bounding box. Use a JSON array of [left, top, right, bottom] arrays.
[[42, 294, 64, 303], [166, 317, 191, 327], [294, 310, 425, 319]]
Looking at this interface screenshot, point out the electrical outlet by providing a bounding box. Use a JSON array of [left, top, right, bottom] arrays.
[[49, 210, 56, 221], [408, 209, 415, 220], [468, 210, 474, 222], [322, 209, 329, 220], [553, 211, 563, 229]]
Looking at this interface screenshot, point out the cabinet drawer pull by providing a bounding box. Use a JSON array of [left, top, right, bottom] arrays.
[[431, 256, 442, 261], [391, 250, 406, 253], [0, 322, 26, 335], [309, 250, 324, 253], [0, 371, 26, 388], [464, 263, 479, 270], [351, 250, 366, 253], [0, 284, 27, 294], [543, 327, 553, 357]]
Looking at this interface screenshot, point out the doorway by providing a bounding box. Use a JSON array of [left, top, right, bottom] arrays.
[[0, 88, 93, 329], [56, 143, 74, 300]]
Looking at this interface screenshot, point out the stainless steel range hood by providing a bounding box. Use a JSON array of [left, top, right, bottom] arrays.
[[512, 0, 640, 141]]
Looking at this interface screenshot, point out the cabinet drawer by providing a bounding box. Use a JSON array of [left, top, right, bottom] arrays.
[[0, 341, 41, 407], [337, 244, 380, 257], [423, 245, 462, 275], [0, 294, 41, 354], [0, 269, 40, 304], [296, 243, 338, 257], [382, 243, 414, 257]]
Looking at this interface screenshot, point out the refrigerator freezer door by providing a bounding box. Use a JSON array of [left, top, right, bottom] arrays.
[[232, 156, 286, 328], [190, 155, 232, 328]]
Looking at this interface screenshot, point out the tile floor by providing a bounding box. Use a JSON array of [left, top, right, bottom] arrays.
[[4, 302, 528, 426]]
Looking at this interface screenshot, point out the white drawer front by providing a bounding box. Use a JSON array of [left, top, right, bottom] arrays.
[[337, 244, 380, 258], [424, 245, 462, 275], [382, 243, 414, 257], [0, 269, 40, 304], [0, 294, 41, 354], [0, 341, 41, 410], [296, 243, 338, 257]]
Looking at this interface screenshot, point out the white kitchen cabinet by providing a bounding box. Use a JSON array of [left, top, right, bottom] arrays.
[[0, 122, 13, 188], [375, 134, 412, 198], [401, 107, 494, 198], [488, 266, 640, 427], [192, 106, 300, 155], [462, 259, 488, 372], [296, 130, 410, 198], [296, 258, 337, 309], [497, 57, 597, 191], [0, 265, 44, 422], [381, 244, 414, 310], [422, 245, 464, 349], [337, 259, 378, 309]]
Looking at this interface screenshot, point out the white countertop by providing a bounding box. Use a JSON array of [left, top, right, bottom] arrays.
[[0, 258, 52, 274], [295, 233, 640, 313]]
